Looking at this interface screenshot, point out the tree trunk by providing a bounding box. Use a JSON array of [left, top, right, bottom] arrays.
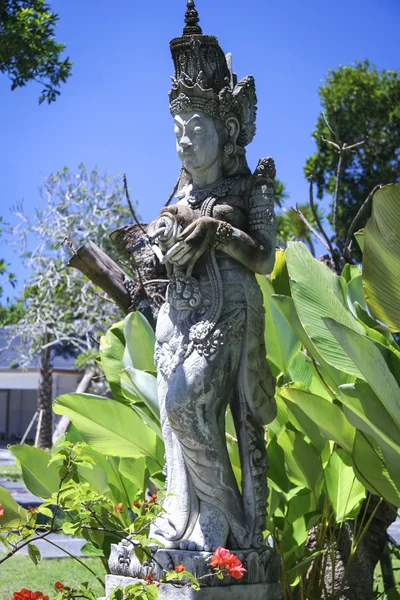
[[69, 226, 168, 329], [322, 498, 397, 600], [36, 339, 53, 449]]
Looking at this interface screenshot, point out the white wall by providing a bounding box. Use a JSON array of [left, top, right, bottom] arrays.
[[0, 371, 82, 441]]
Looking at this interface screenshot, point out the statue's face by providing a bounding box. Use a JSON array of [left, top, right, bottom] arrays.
[[174, 111, 221, 175]]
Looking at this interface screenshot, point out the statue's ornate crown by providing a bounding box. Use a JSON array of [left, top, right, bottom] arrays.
[[169, 1, 257, 147]]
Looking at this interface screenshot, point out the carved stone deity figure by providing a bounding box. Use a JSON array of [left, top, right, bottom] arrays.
[[108, 2, 281, 597]]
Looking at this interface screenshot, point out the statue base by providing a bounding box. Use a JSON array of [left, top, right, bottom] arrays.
[[105, 575, 282, 600], [109, 542, 280, 586]]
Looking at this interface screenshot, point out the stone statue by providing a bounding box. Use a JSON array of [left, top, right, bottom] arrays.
[[108, 2, 281, 597]]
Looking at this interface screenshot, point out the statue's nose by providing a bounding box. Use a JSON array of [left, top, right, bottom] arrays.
[[180, 134, 192, 148]]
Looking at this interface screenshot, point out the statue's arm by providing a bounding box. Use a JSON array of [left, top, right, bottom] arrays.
[[221, 183, 276, 275]]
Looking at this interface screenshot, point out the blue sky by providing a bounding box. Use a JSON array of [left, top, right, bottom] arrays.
[[1, 0, 399, 298]]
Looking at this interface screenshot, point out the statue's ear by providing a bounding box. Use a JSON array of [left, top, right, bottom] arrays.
[[225, 116, 240, 146]]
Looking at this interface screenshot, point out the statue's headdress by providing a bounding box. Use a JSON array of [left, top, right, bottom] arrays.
[[169, 1, 257, 147]]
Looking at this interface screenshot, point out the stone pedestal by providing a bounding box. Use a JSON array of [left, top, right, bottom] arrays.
[[105, 575, 282, 600], [107, 542, 282, 599]]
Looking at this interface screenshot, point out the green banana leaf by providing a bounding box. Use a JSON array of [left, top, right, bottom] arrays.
[[324, 319, 400, 427], [324, 449, 365, 523], [99, 319, 125, 400], [280, 387, 356, 453], [257, 275, 301, 374], [10, 445, 61, 499], [363, 183, 400, 331], [270, 294, 355, 390], [339, 381, 400, 454], [351, 432, 400, 506], [123, 312, 156, 373], [54, 393, 163, 466], [277, 429, 323, 499], [285, 242, 365, 376]]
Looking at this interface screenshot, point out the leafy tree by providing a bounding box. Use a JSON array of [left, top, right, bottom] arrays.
[[305, 60, 400, 254], [6, 165, 133, 447], [0, 0, 72, 103]]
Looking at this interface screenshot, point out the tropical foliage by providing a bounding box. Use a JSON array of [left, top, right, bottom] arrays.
[[305, 60, 400, 254]]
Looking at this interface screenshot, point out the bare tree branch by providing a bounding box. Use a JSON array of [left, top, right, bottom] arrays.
[[294, 206, 329, 250], [343, 184, 382, 259], [123, 174, 146, 234]]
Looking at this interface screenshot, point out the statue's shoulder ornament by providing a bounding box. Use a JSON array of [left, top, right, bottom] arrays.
[[246, 157, 276, 235]]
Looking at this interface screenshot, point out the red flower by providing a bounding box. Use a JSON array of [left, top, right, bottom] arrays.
[[144, 573, 154, 584], [209, 547, 246, 580], [12, 590, 49, 600], [151, 493, 157, 502], [114, 502, 124, 513], [174, 564, 186, 573], [133, 500, 141, 509], [224, 554, 246, 579], [0, 504, 4, 518], [54, 582, 64, 590], [209, 546, 232, 567]]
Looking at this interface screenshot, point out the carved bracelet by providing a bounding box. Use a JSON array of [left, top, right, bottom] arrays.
[[213, 221, 234, 250]]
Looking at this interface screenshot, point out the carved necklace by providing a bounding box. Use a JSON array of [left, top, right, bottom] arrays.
[[177, 175, 241, 209]]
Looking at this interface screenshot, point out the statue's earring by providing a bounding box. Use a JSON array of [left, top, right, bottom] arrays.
[[224, 142, 234, 156]]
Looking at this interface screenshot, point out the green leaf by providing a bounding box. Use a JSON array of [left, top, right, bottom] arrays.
[[81, 541, 105, 557], [121, 366, 159, 420], [28, 543, 41, 565], [339, 381, 400, 454], [119, 457, 147, 491], [280, 387, 356, 452], [277, 429, 323, 497], [38, 506, 53, 518], [54, 393, 162, 463], [257, 275, 301, 374], [324, 449, 365, 523], [363, 183, 400, 331], [0, 485, 28, 526], [324, 319, 400, 426], [351, 432, 400, 505], [270, 248, 291, 296], [286, 242, 365, 376], [270, 294, 354, 390], [123, 312, 155, 372], [99, 319, 126, 399], [10, 445, 60, 499]]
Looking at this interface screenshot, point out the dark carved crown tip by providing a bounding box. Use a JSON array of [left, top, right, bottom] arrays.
[[183, 0, 203, 36]]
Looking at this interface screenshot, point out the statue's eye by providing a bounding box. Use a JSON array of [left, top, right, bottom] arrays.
[[193, 126, 204, 135]]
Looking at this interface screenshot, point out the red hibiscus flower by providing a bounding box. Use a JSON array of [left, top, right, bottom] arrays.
[[133, 500, 141, 509], [114, 502, 124, 513], [54, 582, 64, 590], [0, 504, 4, 518], [209, 547, 246, 580], [174, 564, 186, 572]]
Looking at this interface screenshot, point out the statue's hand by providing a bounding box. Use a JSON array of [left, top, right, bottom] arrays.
[[164, 216, 219, 268], [159, 205, 194, 230]]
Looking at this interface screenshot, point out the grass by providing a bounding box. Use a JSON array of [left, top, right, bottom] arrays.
[[0, 465, 22, 482], [0, 555, 106, 598], [374, 555, 400, 597]]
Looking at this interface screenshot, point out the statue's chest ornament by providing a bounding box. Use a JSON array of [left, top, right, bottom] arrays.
[[177, 175, 241, 209]]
